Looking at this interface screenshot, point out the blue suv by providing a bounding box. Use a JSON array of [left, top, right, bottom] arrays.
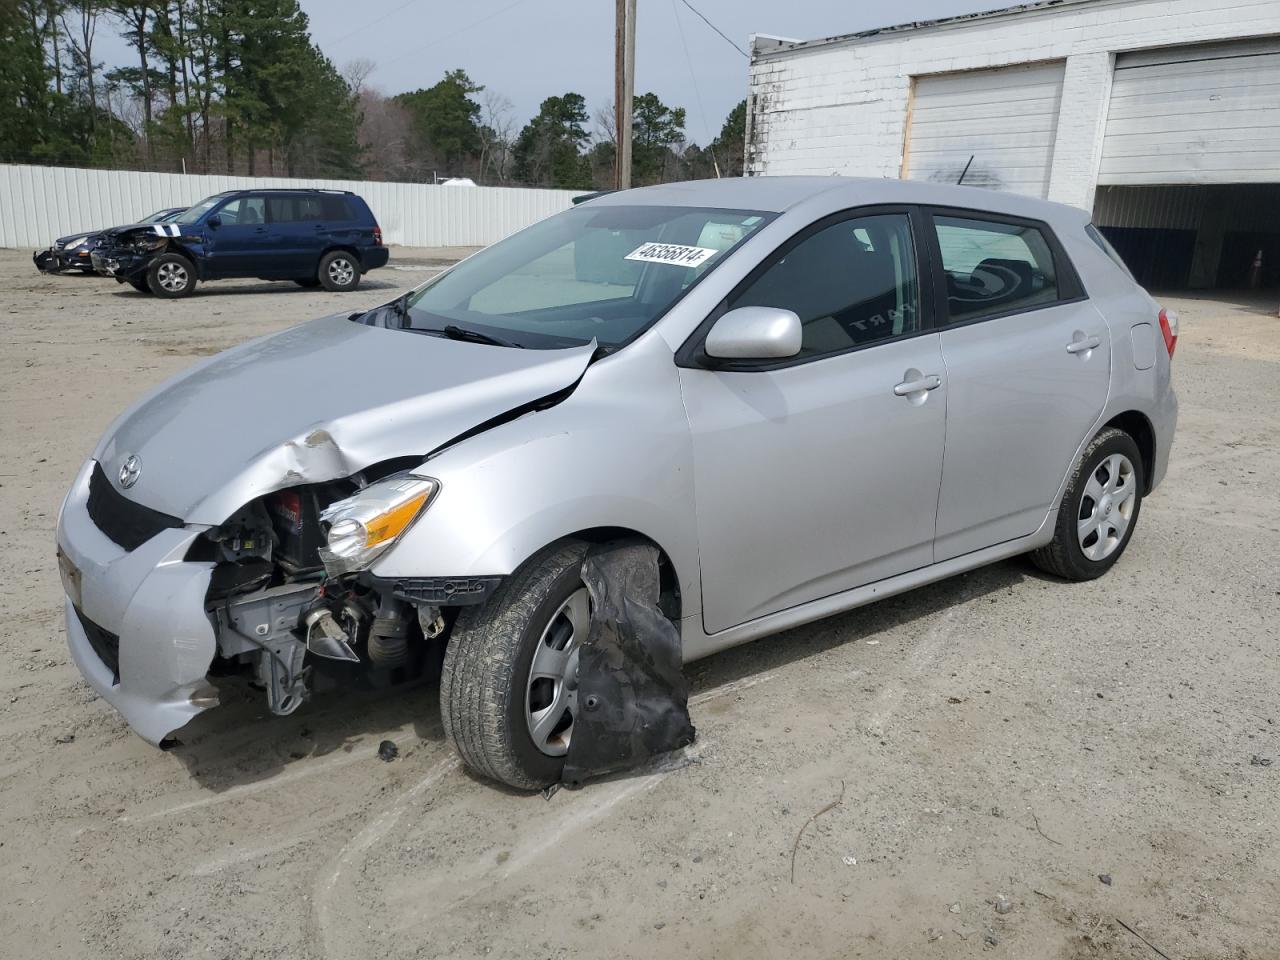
[[92, 189, 389, 298]]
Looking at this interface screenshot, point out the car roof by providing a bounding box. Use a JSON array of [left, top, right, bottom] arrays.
[[587, 176, 1090, 225], [213, 188, 355, 197]]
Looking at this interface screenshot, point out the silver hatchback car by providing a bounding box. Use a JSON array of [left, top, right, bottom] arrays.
[[57, 177, 1177, 789]]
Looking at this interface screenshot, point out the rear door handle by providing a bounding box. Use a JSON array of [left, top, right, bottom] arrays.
[[1066, 335, 1101, 354], [893, 374, 942, 396]]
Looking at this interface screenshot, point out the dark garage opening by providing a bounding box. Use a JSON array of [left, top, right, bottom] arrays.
[[1093, 184, 1280, 291]]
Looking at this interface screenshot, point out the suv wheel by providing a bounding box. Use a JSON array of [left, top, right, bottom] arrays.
[[147, 253, 197, 298], [1031, 427, 1144, 581], [441, 541, 589, 790], [318, 251, 360, 292]]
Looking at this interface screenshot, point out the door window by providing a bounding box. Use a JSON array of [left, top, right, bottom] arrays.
[[216, 196, 266, 225], [727, 213, 920, 360], [933, 216, 1060, 321]]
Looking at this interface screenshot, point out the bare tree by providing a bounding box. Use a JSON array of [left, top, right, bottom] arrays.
[[343, 57, 376, 97], [60, 0, 100, 127], [594, 101, 617, 148], [478, 89, 516, 184]]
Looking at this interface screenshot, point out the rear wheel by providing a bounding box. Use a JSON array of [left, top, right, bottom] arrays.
[[441, 541, 589, 790], [318, 251, 360, 292], [1031, 427, 1144, 581], [147, 253, 197, 298]]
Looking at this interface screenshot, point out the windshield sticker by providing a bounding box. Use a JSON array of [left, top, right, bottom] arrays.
[[624, 242, 718, 268]]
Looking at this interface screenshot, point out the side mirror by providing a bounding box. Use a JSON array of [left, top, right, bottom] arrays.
[[704, 306, 802, 361], [206, 214, 221, 229]]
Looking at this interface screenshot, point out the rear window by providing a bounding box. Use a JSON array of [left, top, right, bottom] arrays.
[[933, 215, 1061, 322], [1086, 224, 1134, 279]]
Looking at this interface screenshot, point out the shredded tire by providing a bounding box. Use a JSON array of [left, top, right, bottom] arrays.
[[440, 540, 588, 790], [1031, 426, 1144, 581]]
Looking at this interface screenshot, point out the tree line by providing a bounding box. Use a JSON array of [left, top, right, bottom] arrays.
[[0, 0, 745, 188]]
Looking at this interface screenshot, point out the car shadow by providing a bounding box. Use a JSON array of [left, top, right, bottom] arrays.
[[107, 278, 401, 299], [165, 556, 1035, 795]]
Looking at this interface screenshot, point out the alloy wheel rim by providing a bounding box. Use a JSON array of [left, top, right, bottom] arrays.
[[1078, 453, 1136, 561], [328, 258, 354, 285], [525, 587, 590, 757], [158, 262, 187, 291]]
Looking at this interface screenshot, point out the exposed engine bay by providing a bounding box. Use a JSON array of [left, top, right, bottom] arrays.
[[193, 461, 459, 719]]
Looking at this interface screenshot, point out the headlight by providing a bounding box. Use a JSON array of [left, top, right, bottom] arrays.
[[66, 236, 88, 249], [318, 475, 438, 575]]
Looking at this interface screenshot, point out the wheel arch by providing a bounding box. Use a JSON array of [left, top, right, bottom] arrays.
[[522, 526, 684, 622], [320, 244, 364, 271], [1102, 410, 1156, 493]]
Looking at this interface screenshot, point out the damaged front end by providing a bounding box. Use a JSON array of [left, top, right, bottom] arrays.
[[58, 314, 598, 745], [194, 465, 456, 724], [91, 226, 174, 279]]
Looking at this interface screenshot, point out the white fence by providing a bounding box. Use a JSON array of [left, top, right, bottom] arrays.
[[0, 163, 581, 249]]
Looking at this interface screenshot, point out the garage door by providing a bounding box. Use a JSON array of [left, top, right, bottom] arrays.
[[1099, 39, 1280, 185], [904, 62, 1066, 198]]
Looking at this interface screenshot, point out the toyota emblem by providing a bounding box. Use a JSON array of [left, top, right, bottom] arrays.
[[118, 455, 142, 489]]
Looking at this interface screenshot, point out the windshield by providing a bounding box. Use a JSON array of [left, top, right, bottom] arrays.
[[175, 195, 227, 224], [397, 204, 774, 349]]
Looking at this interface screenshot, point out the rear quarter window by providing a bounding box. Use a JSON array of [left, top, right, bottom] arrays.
[[320, 196, 355, 221], [1086, 224, 1135, 279]]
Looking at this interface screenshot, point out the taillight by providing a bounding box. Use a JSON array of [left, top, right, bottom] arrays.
[[373, 225, 383, 246], [1158, 308, 1178, 357]]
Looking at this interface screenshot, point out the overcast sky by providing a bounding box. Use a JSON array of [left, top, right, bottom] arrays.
[[101, 0, 1007, 143]]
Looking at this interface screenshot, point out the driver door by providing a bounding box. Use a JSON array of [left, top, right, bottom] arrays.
[[677, 208, 948, 635]]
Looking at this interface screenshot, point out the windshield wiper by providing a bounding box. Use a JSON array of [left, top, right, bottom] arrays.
[[434, 324, 524, 348]]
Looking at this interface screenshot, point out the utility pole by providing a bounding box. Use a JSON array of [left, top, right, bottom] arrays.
[[615, 0, 636, 189]]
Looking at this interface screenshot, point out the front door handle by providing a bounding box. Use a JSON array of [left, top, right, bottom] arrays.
[[1066, 335, 1101, 354], [893, 373, 942, 396]]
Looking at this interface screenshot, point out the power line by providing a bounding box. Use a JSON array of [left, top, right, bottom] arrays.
[[676, 0, 747, 58], [320, 0, 422, 51], [380, 0, 532, 69], [669, 0, 720, 173]]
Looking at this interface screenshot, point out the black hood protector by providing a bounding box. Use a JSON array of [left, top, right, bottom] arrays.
[[561, 541, 696, 786]]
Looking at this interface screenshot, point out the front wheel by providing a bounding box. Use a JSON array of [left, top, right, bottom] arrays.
[[147, 253, 197, 298], [441, 541, 590, 790], [1031, 427, 1144, 581], [318, 251, 360, 292]]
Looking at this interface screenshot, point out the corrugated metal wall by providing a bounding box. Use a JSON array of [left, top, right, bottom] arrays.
[[0, 164, 581, 249]]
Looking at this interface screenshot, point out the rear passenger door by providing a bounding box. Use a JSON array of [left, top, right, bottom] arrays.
[[265, 195, 320, 278], [926, 210, 1110, 561]]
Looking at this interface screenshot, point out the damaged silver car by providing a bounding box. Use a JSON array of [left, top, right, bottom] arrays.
[[57, 177, 1177, 789]]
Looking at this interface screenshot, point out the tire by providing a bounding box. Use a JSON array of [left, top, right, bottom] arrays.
[[441, 540, 589, 790], [146, 253, 197, 298], [318, 250, 360, 292], [1031, 427, 1145, 581], [129, 279, 152, 294], [293, 277, 321, 288]]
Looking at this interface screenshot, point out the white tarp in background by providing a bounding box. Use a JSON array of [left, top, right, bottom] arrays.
[[0, 163, 581, 249]]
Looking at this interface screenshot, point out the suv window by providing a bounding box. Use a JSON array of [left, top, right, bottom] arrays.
[[266, 195, 353, 223], [933, 215, 1059, 321], [728, 212, 920, 360], [217, 196, 266, 226]]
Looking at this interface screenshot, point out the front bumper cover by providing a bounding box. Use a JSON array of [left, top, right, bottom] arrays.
[[91, 249, 150, 280], [57, 459, 218, 744]]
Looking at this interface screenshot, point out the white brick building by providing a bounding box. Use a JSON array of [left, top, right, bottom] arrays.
[[747, 0, 1280, 289]]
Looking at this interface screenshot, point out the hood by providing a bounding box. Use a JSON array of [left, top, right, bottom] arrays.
[[102, 221, 184, 242], [55, 229, 104, 246], [94, 315, 596, 524]]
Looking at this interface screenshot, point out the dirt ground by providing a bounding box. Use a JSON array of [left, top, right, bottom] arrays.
[[0, 248, 1277, 960]]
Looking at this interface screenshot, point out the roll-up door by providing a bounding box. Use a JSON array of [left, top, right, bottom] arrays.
[[904, 61, 1066, 198], [1099, 39, 1280, 185]]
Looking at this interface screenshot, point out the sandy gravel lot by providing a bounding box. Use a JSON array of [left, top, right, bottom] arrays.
[[0, 248, 1277, 960]]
